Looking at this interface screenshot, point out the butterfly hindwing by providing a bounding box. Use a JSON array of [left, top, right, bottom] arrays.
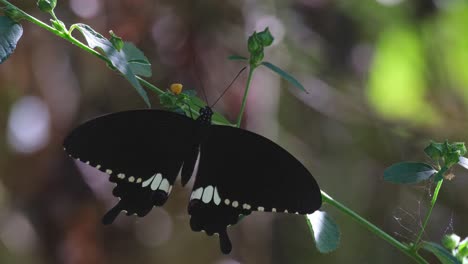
[[64, 110, 197, 223], [188, 125, 322, 253]]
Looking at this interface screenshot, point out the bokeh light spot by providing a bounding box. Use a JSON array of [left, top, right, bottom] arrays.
[[0, 212, 38, 254], [7, 96, 50, 154], [69, 0, 101, 19], [367, 25, 440, 125]]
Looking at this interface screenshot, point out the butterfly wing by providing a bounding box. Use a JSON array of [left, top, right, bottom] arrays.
[[188, 125, 322, 253], [64, 110, 198, 224]]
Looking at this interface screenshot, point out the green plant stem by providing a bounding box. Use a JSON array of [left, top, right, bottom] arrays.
[[413, 167, 447, 250], [236, 66, 255, 127], [321, 191, 429, 264]]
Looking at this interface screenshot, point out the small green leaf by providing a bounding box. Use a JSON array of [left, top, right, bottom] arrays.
[[449, 142, 467, 156], [247, 32, 262, 54], [257, 27, 274, 46], [443, 234, 461, 251], [228, 55, 248, 61], [446, 151, 462, 167], [306, 211, 340, 253], [51, 19, 66, 32], [261, 61, 307, 93], [73, 24, 150, 107], [37, 0, 56, 13], [109, 30, 124, 51], [384, 162, 436, 184], [421, 241, 462, 264], [0, 16, 23, 64], [122, 42, 152, 77], [425, 141, 444, 160], [159, 92, 177, 109], [458, 238, 468, 259]]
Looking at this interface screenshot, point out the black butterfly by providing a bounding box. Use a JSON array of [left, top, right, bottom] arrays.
[[63, 106, 322, 254]]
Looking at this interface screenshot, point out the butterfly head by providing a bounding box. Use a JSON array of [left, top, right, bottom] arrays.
[[197, 106, 213, 125]]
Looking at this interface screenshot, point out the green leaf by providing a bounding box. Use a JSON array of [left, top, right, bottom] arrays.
[[384, 162, 436, 184], [421, 241, 462, 264], [247, 32, 262, 53], [458, 238, 468, 259], [109, 30, 124, 51], [446, 151, 462, 167], [73, 24, 150, 107], [447, 142, 467, 156], [0, 16, 23, 64], [261, 61, 308, 93], [425, 141, 444, 160], [306, 211, 340, 253], [37, 0, 56, 13], [228, 55, 248, 61], [443, 234, 461, 251], [51, 19, 66, 32], [122, 42, 152, 77], [257, 27, 274, 46], [159, 92, 176, 108]]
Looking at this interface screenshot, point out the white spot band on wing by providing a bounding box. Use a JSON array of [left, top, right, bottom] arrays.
[[202, 185, 214, 203], [150, 173, 163, 191], [191, 187, 203, 200], [142, 175, 155, 187], [158, 178, 170, 192], [213, 187, 221, 205]]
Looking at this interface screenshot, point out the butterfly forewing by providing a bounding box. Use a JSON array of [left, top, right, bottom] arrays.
[[64, 110, 197, 223]]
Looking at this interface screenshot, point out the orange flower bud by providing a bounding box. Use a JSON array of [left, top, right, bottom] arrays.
[[170, 83, 183, 95]]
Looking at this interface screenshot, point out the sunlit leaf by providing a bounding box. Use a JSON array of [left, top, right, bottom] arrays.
[[458, 238, 468, 259], [73, 24, 150, 107], [122, 42, 152, 77], [306, 211, 340, 253], [443, 234, 461, 251], [109, 30, 124, 51], [384, 162, 436, 184], [0, 16, 23, 64], [421, 241, 461, 264], [261, 61, 307, 93]]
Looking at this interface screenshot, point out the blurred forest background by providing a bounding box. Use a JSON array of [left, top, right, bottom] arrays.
[[1, 0, 468, 263]]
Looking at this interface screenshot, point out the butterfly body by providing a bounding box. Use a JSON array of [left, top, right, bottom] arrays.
[[64, 106, 321, 254]]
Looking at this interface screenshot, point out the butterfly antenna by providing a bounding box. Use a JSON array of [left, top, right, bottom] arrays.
[[211, 66, 247, 108]]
